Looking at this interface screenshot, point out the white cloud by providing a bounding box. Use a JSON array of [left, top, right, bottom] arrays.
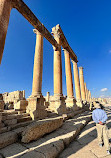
[[100, 88, 108, 92]]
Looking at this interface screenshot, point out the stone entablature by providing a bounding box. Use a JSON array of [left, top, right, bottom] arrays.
[[2, 90, 25, 104]]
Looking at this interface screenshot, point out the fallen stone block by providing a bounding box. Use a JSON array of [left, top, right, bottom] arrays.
[[60, 131, 77, 147], [0, 127, 8, 134], [21, 117, 63, 143], [20, 150, 45, 158], [4, 119, 17, 126], [0, 101, 4, 110], [0, 131, 18, 149], [34, 143, 59, 158], [14, 100, 28, 111]]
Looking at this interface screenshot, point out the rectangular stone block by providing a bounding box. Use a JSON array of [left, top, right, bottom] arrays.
[[4, 119, 17, 126], [0, 112, 2, 123], [14, 100, 28, 111], [0, 131, 18, 149], [0, 100, 4, 110], [27, 96, 47, 120], [21, 116, 63, 143]]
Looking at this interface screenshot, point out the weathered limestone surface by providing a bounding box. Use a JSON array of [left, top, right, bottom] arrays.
[[2, 90, 25, 104], [4, 119, 17, 126], [63, 50, 77, 111], [72, 61, 83, 108], [14, 100, 28, 111], [0, 110, 92, 158], [49, 25, 66, 114], [84, 82, 87, 101], [65, 98, 77, 111], [79, 67, 86, 102], [0, 113, 2, 123], [49, 96, 66, 115], [0, 0, 12, 64], [27, 96, 47, 120], [0, 101, 4, 110], [52, 25, 63, 97], [73, 61, 81, 100], [32, 30, 43, 97], [21, 116, 63, 143], [27, 30, 47, 120], [64, 49, 73, 98], [0, 131, 18, 149]]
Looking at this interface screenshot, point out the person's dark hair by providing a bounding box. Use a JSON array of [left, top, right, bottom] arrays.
[[95, 101, 104, 109], [95, 101, 99, 104]]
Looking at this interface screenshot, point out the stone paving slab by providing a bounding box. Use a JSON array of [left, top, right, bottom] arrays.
[[0, 110, 92, 158], [59, 105, 111, 158]]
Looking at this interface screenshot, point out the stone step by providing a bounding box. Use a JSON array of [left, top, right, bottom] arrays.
[[0, 111, 92, 158], [2, 110, 18, 116], [47, 111, 58, 117], [0, 131, 18, 149], [17, 116, 32, 123], [0, 127, 8, 134], [9, 120, 34, 131], [2, 113, 30, 121], [21, 116, 64, 143]]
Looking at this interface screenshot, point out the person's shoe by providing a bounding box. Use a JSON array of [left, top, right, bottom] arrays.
[[99, 144, 103, 147], [107, 150, 111, 155]]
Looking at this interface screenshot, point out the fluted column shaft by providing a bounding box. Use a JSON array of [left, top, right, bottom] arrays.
[[89, 91, 91, 102], [87, 90, 90, 102], [79, 67, 86, 100], [64, 50, 73, 98], [52, 31, 62, 97], [73, 61, 81, 100], [84, 83, 87, 100], [0, 0, 12, 64], [32, 30, 43, 96], [86, 88, 89, 101]]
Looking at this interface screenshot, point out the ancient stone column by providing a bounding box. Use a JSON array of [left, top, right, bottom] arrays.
[[27, 30, 47, 120], [49, 25, 66, 114], [72, 61, 83, 108], [46, 92, 50, 102], [84, 83, 87, 101], [52, 33, 62, 97], [64, 50, 73, 97], [79, 67, 86, 102], [0, 0, 12, 64], [89, 90, 91, 102], [86, 88, 89, 102], [23, 90, 25, 99], [87, 90, 90, 102], [31, 30, 43, 97], [63, 50, 76, 110]]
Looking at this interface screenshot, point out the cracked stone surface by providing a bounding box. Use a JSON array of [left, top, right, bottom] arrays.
[[59, 104, 111, 158], [0, 110, 92, 158]]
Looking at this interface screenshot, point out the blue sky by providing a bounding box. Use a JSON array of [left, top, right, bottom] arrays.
[[0, 0, 111, 98]]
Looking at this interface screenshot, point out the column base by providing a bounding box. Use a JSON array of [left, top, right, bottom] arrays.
[[14, 100, 28, 111], [65, 97, 78, 112], [76, 99, 83, 108], [49, 96, 66, 115], [26, 95, 47, 120]]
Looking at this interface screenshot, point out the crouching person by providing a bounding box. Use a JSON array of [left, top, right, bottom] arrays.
[[92, 101, 111, 155]]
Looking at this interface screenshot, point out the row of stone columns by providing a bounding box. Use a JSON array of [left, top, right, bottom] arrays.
[[0, 0, 92, 120], [27, 28, 92, 120]]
